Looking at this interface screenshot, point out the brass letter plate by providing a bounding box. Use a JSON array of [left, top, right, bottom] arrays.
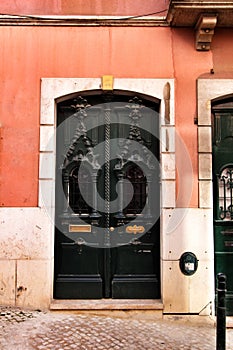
[[126, 225, 145, 234], [69, 225, 91, 233]]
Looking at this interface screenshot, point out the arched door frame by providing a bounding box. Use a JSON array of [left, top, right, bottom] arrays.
[[197, 78, 233, 315], [39, 77, 175, 305]]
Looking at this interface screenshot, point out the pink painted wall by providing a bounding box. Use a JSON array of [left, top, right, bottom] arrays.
[[0, 26, 173, 207], [212, 29, 233, 72], [0, 21, 231, 208], [172, 29, 213, 207], [0, 0, 169, 16]]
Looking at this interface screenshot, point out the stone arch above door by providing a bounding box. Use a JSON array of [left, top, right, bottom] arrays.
[[39, 78, 175, 212], [197, 79, 233, 209]]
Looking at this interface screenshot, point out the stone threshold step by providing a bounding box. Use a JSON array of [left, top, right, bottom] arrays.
[[50, 299, 163, 310], [226, 317, 233, 328]]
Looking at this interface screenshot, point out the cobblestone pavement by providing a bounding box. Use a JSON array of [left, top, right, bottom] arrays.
[[0, 306, 233, 349]]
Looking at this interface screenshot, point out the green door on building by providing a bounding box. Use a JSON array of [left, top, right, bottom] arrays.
[[54, 91, 161, 299], [212, 98, 233, 315]]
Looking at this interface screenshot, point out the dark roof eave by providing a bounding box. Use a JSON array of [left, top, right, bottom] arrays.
[[166, 1, 233, 27]]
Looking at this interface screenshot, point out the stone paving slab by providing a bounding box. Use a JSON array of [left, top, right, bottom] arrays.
[[0, 306, 233, 349]]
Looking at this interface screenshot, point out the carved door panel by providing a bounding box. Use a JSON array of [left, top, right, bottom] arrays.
[[54, 92, 160, 299], [212, 101, 233, 315]]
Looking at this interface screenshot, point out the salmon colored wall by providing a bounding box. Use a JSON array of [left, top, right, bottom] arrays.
[[212, 29, 233, 73], [172, 29, 213, 207], [0, 26, 172, 207], [0, 25, 230, 208], [0, 0, 169, 16]]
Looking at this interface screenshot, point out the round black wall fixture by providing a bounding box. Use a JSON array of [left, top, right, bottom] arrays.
[[179, 252, 198, 276]]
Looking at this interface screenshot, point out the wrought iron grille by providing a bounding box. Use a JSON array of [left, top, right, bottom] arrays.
[[69, 166, 92, 215], [123, 164, 147, 216], [219, 166, 233, 220]]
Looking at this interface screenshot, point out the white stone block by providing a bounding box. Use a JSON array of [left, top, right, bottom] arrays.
[[39, 179, 55, 209], [161, 208, 214, 260], [161, 181, 176, 208], [40, 126, 55, 152], [40, 98, 55, 125], [198, 126, 212, 152], [161, 126, 175, 153], [199, 154, 212, 180], [197, 79, 233, 125], [39, 153, 55, 180], [114, 78, 174, 101], [162, 259, 214, 314], [161, 153, 175, 180], [0, 260, 15, 305], [162, 260, 189, 313], [189, 260, 215, 314], [0, 208, 53, 260], [198, 79, 233, 101], [41, 78, 175, 127], [16, 260, 51, 309], [199, 180, 213, 208], [198, 99, 211, 126]]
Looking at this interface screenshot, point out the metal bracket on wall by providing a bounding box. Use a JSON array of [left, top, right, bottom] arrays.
[[195, 14, 217, 51]]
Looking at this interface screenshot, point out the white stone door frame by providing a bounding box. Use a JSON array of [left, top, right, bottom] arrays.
[[197, 78, 233, 204], [39, 77, 175, 305], [195, 78, 233, 315]]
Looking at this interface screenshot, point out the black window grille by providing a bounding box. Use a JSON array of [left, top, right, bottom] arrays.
[[219, 166, 233, 220]]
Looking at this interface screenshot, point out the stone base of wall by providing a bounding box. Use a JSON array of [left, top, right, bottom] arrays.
[[0, 207, 215, 315]]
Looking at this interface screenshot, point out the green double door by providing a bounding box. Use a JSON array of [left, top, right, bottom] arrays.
[[54, 92, 161, 299], [212, 100, 233, 315]]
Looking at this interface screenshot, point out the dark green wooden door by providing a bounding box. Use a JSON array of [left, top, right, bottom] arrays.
[[212, 100, 233, 315], [54, 92, 160, 299]]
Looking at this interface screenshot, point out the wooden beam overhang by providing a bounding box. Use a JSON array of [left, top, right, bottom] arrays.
[[195, 14, 217, 51], [167, 1, 233, 50], [167, 1, 233, 27]]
